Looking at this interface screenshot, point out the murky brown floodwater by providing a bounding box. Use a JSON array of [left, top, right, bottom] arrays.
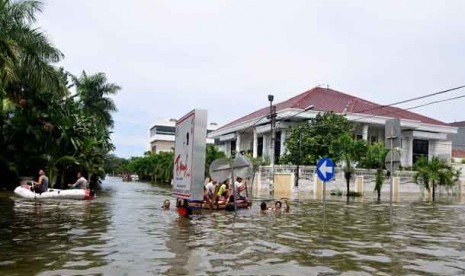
[[1, 177, 465, 275]]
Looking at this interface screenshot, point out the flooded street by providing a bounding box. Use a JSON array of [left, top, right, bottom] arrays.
[[1, 177, 465, 275]]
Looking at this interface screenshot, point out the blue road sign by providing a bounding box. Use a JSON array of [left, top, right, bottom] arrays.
[[316, 157, 335, 182]]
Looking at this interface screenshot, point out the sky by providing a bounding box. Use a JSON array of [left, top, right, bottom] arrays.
[[37, 0, 465, 158]]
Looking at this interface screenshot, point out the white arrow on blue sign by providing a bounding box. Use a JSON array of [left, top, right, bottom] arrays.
[[316, 157, 335, 182]]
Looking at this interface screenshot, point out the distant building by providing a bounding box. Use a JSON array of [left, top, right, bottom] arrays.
[[208, 87, 457, 167], [148, 119, 218, 153], [448, 121, 465, 161]]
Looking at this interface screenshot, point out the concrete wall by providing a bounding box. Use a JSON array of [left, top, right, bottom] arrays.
[[239, 133, 253, 153], [431, 140, 452, 163], [151, 140, 174, 153], [449, 127, 465, 151]]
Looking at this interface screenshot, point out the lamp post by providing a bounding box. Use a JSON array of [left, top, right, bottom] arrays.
[[268, 94, 276, 198]]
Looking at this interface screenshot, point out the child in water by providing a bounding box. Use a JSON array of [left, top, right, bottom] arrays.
[[162, 199, 170, 210]]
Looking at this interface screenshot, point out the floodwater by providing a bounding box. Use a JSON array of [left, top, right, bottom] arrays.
[[1, 178, 465, 275]]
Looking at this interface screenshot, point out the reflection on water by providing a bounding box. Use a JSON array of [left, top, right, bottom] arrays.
[[1, 177, 465, 275]]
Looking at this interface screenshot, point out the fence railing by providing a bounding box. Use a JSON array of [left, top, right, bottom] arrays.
[[259, 165, 421, 183]]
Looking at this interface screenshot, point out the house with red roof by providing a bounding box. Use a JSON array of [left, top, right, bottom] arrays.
[[208, 87, 457, 167], [448, 121, 465, 161]]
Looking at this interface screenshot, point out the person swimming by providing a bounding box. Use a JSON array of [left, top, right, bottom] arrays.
[[162, 199, 170, 210]]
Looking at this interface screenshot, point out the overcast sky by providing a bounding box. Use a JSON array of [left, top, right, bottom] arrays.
[[37, 0, 465, 158]]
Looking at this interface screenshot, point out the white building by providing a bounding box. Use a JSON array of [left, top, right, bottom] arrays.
[[148, 119, 218, 153], [208, 87, 457, 167]]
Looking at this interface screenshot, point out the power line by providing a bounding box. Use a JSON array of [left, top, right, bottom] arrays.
[[356, 85, 465, 114], [350, 92, 465, 123], [404, 94, 465, 111]]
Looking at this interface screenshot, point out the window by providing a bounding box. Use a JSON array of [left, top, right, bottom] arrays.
[[275, 131, 281, 163], [413, 139, 429, 164], [257, 137, 263, 157], [154, 126, 176, 135], [230, 140, 236, 156]]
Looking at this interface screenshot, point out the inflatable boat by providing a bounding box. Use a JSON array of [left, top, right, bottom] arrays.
[[178, 198, 251, 212], [14, 185, 95, 200]]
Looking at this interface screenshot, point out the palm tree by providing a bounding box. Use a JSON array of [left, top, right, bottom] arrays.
[[73, 71, 121, 129], [0, 0, 63, 146], [362, 143, 388, 201], [336, 133, 367, 197], [413, 156, 455, 201]]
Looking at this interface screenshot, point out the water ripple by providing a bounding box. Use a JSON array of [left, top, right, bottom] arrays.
[[1, 178, 465, 275]]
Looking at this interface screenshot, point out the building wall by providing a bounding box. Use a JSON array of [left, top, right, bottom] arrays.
[[431, 140, 452, 163], [151, 140, 174, 154], [239, 133, 253, 153], [449, 127, 465, 151], [217, 122, 453, 168]]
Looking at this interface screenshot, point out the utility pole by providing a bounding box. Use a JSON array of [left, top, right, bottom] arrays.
[[268, 95, 276, 198], [294, 128, 301, 187]]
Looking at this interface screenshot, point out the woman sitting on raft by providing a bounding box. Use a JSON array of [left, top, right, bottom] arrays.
[[216, 180, 230, 202]]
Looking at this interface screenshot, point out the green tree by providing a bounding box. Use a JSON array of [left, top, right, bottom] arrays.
[[413, 156, 457, 201], [360, 143, 388, 201], [0, 1, 120, 189], [281, 112, 351, 165], [205, 144, 225, 177], [0, 0, 63, 146], [333, 133, 367, 197], [73, 71, 120, 129]]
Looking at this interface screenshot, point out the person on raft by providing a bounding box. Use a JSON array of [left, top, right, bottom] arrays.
[[31, 169, 49, 194], [68, 172, 88, 189], [217, 180, 230, 202]]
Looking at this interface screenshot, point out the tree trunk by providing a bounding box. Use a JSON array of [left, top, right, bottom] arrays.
[[432, 183, 436, 201], [345, 172, 351, 196]]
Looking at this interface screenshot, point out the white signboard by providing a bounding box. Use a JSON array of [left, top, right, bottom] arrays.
[[173, 109, 207, 200]]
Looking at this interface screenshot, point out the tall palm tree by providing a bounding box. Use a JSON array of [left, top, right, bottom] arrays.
[[73, 71, 121, 129], [0, 0, 63, 146]]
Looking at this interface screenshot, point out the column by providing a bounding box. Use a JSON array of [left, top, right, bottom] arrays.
[[253, 128, 258, 158], [280, 131, 286, 157], [362, 124, 369, 141], [236, 132, 241, 154], [355, 175, 364, 196], [393, 176, 400, 202], [313, 173, 323, 199]]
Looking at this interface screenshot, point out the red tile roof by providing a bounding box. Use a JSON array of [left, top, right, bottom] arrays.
[[218, 87, 447, 131], [452, 149, 465, 158], [449, 121, 465, 127]]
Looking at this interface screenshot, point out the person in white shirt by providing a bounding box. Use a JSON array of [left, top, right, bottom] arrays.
[[203, 177, 217, 203], [234, 177, 247, 200], [68, 172, 88, 189]]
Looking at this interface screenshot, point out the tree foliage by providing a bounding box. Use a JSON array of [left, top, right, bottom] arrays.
[[413, 156, 459, 201], [333, 133, 368, 196], [116, 144, 226, 184], [0, 1, 120, 189], [281, 112, 351, 165], [360, 143, 388, 201]]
